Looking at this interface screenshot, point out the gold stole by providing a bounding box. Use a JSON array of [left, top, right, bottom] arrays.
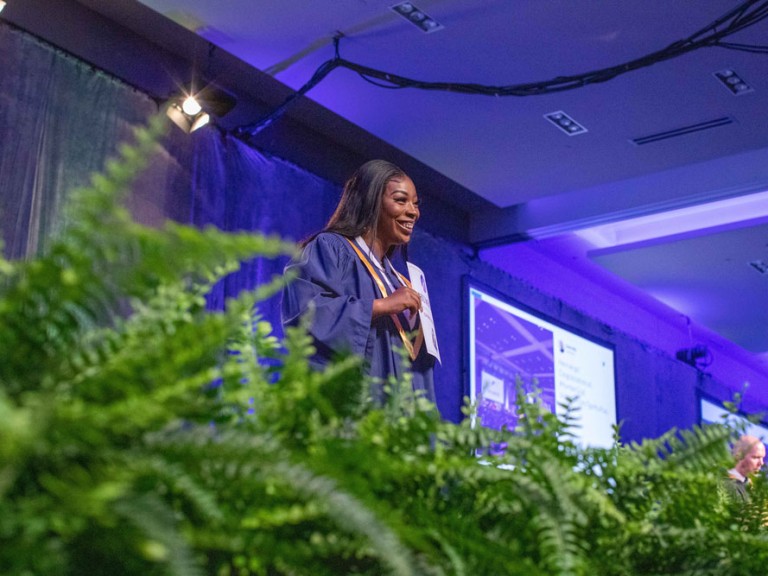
[[346, 238, 423, 361]]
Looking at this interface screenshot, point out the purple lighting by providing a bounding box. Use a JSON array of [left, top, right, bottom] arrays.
[[574, 190, 768, 250]]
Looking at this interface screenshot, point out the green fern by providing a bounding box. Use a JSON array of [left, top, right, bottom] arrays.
[[4, 114, 768, 576]]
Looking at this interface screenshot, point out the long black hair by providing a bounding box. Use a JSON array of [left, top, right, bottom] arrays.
[[304, 159, 411, 259]]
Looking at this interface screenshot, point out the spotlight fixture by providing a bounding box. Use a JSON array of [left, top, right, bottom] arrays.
[[544, 111, 588, 136], [181, 96, 203, 116], [165, 84, 236, 134], [714, 68, 753, 95], [0, 1, 6, 14], [391, 2, 444, 33], [166, 97, 210, 133]]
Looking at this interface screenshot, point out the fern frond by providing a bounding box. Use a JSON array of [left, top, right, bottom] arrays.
[[113, 492, 204, 576]]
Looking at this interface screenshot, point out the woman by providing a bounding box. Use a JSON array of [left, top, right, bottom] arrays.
[[281, 159, 436, 403]]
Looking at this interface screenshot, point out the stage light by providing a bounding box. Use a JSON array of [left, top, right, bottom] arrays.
[[165, 94, 207, 134], [181, 96, 202, 116], [0, 1, 7, 14], [189, 111, 210, 132], [166, 99, 210, 134], [165, 84, 236, 134]]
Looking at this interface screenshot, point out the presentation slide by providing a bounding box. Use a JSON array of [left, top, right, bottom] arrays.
[[467, 282, 617, 448]]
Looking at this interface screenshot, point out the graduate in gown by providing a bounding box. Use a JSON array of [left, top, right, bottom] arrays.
[[281, 159, 436, 403]]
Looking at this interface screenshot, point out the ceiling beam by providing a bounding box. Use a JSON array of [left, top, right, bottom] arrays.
[[470, 147, 768, 247]]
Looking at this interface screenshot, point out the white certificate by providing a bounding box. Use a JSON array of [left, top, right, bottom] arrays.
[[407, 262, 441, 364]]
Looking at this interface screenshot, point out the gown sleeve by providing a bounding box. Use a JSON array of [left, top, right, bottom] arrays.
[[281, 233, 373, 362]]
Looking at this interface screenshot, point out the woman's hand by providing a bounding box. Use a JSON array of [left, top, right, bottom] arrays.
[[372, 286, 421, 319]]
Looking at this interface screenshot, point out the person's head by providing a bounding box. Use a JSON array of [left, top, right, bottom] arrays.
[[732, 434, 766, 477], [324, 159, 419, 256]]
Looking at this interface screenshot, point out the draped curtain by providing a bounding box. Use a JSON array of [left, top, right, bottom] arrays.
[[0, 23, 163, 258], [0, 21, 340, 334]]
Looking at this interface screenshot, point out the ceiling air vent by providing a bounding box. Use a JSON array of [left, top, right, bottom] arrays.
[[631, 117, 734, 146]]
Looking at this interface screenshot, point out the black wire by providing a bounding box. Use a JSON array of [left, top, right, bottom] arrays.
[[357, 72, 408, 89], [236, 0, 768, 138], [719, 41, 768, 53], [236, 57, 341, 138]]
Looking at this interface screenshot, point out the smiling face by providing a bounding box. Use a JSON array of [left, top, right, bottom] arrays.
[[374, 175, 420, 253]]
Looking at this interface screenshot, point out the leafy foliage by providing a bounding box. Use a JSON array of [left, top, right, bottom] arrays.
[[2, 116, 768, 575]]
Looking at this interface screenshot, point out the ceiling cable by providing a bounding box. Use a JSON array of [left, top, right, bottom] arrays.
[[236, 0, 768, 139]]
